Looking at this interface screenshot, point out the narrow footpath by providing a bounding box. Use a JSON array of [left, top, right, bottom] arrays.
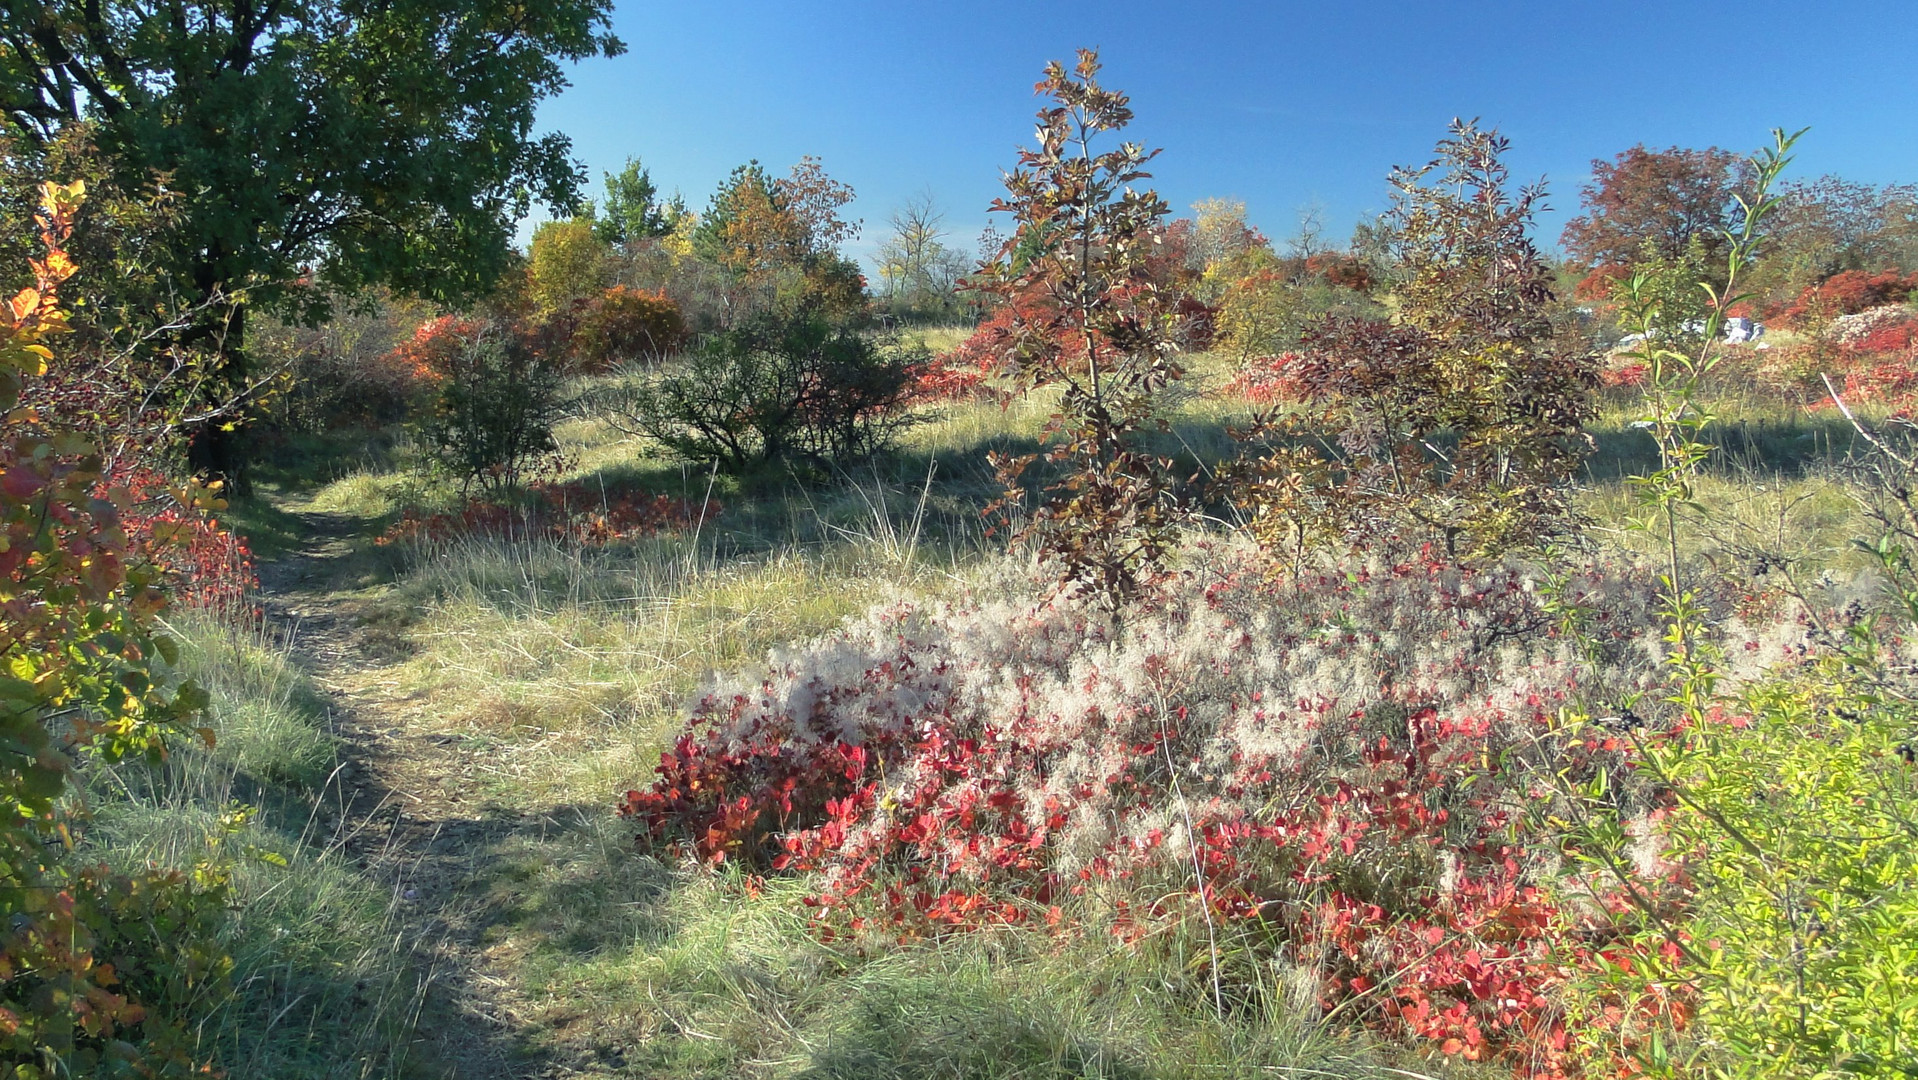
[[257, 511, 556, 1079]]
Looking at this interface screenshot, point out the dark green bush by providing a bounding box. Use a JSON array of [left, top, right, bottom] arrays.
[[418, 325, 568, 495], [600, 311, 926, 476]]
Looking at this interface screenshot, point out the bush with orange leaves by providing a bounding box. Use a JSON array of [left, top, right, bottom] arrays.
[[570, 285, 685, 372], [2, 180, 234, 1077]]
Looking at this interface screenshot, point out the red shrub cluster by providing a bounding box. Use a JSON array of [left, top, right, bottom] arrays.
[[1305, 251, 1374, 292], [1572, 265, 1628, 303], [1845, 316, 1918, 356], [381, 315, 475, 384], [909, 352, 991, 402], [1599, 361, 1650, 389], [912, 289, 1071, 403], [114, 466, 257, 616], [925, 282, 1213, 406], [1771, 269, 1918, 327], [620, 544, 1776, 1073], [377, 481, 717, 547], [1223, 352, 1304, 403], [1791, 307, 1918, 413]]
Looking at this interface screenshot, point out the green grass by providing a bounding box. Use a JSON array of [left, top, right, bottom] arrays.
[[80, 613, 428, 1080], [184, 350, 1887, 1078], [374, 520, 964, 809], [458, 818, 1470, 1080]]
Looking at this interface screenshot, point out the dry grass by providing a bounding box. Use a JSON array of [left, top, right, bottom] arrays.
[[82, 612, 430, 1079], [379, 531, 946, 809], [151, 346, 1882, 1078]]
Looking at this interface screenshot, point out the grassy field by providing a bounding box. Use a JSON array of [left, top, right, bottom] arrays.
[[88, 341, 1882, 1078]]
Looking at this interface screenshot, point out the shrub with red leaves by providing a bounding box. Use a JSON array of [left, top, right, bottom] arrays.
[[114, 466, 256, 616], [1305, 251, 1374, 292], [909, 351, 992, 402], [1771, 269, 1918, 327], [382, 314, 475, 383], [1599, 361, 1651, 390], [619, 542, 1799, 1074], [925, 278, 1212, 407], [378, 481, 717, 548], [1223, 352, 1304, 403], [915, 286, 1078, 403]]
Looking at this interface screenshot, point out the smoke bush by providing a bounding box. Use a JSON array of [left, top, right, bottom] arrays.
[[621, 542, 1814, 1070]]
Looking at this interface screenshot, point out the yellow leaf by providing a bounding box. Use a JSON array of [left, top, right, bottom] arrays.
[[40, 249, 76, 283], [8, 288, 38, 323]]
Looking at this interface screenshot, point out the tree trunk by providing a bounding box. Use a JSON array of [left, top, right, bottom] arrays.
[[183, 267, 252, 496]]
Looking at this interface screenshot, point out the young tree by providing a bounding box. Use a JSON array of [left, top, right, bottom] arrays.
[[876, 193, 969, 318], [0, 0, 624, 481], [595, 157, 676, 246], [528, 218, 611, 315], [975, 49, 1186, 609], [418, 326, 567, 497], [1232, 120, 1594, 560], [692, 162, 790, 275], [1561, 144, 1754, 278]]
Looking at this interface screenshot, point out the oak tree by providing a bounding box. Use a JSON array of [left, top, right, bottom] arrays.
[[0, 0, 624, 480], [975, 49, 1186, 608]]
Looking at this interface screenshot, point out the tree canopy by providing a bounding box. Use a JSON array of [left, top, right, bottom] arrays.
[[0, 0, 624, 316], [595, 157, 680, 247], [1560, 144, 1753, 276]]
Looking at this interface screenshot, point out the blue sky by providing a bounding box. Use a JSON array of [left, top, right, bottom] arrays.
[[532, 1, 1917, 269]]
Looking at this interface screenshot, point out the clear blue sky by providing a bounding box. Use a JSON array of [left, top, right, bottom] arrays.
[[531, 1, 1917, 270]]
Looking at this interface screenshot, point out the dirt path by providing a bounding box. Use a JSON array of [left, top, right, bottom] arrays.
[[258, 511, 557, 1080]]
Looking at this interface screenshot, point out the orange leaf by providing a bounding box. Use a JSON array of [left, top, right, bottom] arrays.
[[40, 248, 76, 284], [9, 287, 37, 324]]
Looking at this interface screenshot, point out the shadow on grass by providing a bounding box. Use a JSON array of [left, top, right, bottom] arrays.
[[558, 410, 1258, 561], [791, 988, 1155, 1080], [1585, 413, 1862, 482], [220, 480, 315, 561], [463, 809, 1168, 1079]]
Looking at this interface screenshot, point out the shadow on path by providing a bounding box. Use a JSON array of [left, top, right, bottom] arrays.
[[257, 510, 569, 1079]]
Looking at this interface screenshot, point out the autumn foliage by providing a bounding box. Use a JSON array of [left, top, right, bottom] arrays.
[[1229, 121, 1595, 561], [1769, 269, 1918, 326], [620, 541, 1761, 1075], [378, 480, 716, 548], [570, 285, 685, 371], [971, 51, 1189, 608], [2, 181, 233, 1077]]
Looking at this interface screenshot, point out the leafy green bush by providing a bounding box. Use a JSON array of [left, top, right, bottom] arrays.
[[600, 310, 925, 476], [1558, 129, 1918, 1078], [1660, 650, 1918, 1076], [417, 325, 567, 495]]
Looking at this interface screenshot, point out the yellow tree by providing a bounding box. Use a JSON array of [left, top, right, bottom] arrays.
[[528, 218, 610, 315]]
